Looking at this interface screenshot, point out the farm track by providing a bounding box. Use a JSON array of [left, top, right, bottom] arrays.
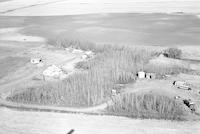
[[0, 98, 113, 114]]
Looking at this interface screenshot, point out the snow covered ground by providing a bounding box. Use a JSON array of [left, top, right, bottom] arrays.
[[0, 107, 199, 134], [0, 0, 200, 16]]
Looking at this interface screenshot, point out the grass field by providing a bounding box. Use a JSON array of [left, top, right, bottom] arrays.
[[0, 56, 29, 79]]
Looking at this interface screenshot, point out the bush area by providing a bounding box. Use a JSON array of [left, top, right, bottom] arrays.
[[144, 64, 190, 75], [47, 35, 111, 53], [107, 93, 186, 120], [7, 46, 154, 107], [164, 47, 182, 59]]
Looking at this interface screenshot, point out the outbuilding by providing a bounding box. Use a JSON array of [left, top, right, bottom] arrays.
[[30, 58, 42, 64], [43, 65, 67, 80], [137, 71, 146, 79], [72, 48, 84, 54], [146, 73, 156, 79], [173, 81, 191, 90]]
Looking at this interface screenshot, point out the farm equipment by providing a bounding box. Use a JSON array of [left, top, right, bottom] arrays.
[[183, 99, 195, 112], [173, 81, 191, 90]]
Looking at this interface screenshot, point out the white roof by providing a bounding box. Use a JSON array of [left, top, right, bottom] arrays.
[[43, 65, 63, 77], [72, 49, 84, 54]]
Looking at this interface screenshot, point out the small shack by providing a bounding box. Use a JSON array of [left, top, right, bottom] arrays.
[[30, 58, 42, 64], [137, 71, 146, 79], [146, 73, 156, 79]]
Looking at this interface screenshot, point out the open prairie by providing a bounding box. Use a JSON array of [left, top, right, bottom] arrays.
[[1, 13, 200, 46]]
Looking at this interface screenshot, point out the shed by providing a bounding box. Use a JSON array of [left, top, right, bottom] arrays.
[[30, 58, 42, 64], [137, 71, 146, 79], [146, 73, 156, 79]]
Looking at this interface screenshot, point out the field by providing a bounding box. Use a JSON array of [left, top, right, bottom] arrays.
[[1, 13, 200, 47], [0, 56, 29, 79], [1, 108, 199, 134], [1, 3, 200, 133]]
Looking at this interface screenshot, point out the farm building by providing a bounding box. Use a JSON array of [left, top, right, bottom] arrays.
[[137, 71, 157, 79], [81, 54, 88, 60], [85, 51, 94, 56], [43, 65, 67, 80], [137, 71, 146, 79], [157, 51, 170, 58], [30, 58, 42, 64], [173, 81, 191, 90], [146, 73, 156, 79], [72, 48, 84, 54]]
